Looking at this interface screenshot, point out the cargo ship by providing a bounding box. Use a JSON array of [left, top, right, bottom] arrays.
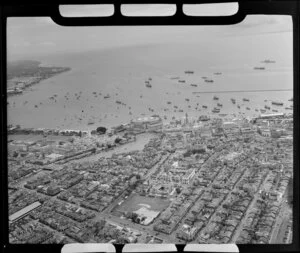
[[272, 101, 284, 106]]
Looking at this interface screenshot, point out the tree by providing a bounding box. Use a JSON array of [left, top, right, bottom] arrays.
[[114, 137, 122, 144], [96, 127, 107, 134], [176, 187, 181, 194]]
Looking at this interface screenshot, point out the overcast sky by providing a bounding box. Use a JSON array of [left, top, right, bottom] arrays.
[[7, 4, 292, 60]]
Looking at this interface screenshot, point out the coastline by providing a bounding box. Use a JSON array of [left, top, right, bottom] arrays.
[[7, 60, 71, 97]]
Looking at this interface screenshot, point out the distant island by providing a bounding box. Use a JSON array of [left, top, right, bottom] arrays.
[[7, 60, 71, 96]]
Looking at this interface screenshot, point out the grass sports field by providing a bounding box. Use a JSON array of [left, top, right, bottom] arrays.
[[113, 193, 170, 216]]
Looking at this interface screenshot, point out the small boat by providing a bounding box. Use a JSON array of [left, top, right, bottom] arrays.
[[202, 105, 208, 108], [265, 105, 271, 110], [184, 70, 194, 74], [205, 79, 214, 83], [237, 105, 241, 109], [219, 114, 227, 117], [190, 84, 197, 87], [288, 98, 293, 101], [212, 108, 220, 113], [272, 101, 284, 106], [178, 80, 186, 83], [185, 98, 190, 102], [231, 98, 236, 104], [214, 72, 222, 75], [170, 77, 180, 80], [261, 59, 276, 63], [88, 121, 95, 125], [255, 109, 259, 112], [167, 101, 172, 104], [260, 109, 266, 113], [104, 95, 110, 99], [285, 107, 293, 110], [202, 77, 207, 79], [199, 115, 209, 121], [174, 106, 178, 109], [272, 109, 278, 112], [146, 83, 152, 88], [179, 109, 184, 112], [254, 67, 265, 70], [149, 78, 152, 81], [213, 96, 219, 100], [116, 100, 122, 104], [246, 107, 250, 110], [217, 103, 223, 107], [243, 98, 250, 102]]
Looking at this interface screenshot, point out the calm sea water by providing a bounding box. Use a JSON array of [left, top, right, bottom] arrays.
[[7, 32, 293, 131]]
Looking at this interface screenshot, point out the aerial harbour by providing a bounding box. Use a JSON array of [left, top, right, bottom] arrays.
[[7, 14, 293, 245]]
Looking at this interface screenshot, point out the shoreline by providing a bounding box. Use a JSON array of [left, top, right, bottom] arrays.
[[7, 61, 71, 97]]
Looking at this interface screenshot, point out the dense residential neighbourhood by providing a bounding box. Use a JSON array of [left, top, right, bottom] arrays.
[[8, 113, 293, 244]]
